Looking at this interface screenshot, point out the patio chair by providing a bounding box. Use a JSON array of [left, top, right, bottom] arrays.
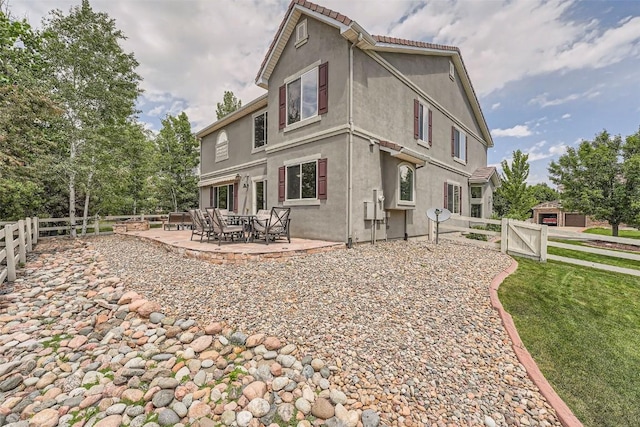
[[209, 207, 244, 246], [188, 209, 214, 242], [252, 207, 291, 245]]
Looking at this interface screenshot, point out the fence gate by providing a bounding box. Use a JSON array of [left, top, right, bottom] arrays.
[[501, 219, 547, 261]]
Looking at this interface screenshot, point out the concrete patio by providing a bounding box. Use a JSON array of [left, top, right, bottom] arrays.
[[119, 228, 344, 264]]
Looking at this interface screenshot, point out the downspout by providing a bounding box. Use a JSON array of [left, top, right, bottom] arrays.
[[347, 33, 363, 248]]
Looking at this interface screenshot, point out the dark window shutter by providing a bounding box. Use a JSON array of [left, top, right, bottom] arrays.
[[233, 183, 239, 213], [318, 158, 328, 200], [279, 85, 286, 129], [444, 182, 448, 209], [459, 186, 463, 214], [318, 62, 329, 115], [209, 187, 214, 208], [465, 135, 468, 161], [413, 99, 420, 139], [428, 109, 433, 147], [278, 166, 285, 202], [451, 126, 455, 157]]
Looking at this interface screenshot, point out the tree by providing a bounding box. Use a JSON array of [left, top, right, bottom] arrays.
[[549, 130, 640, 236], [216, 90, 241, 119], [41, 0, 141, 235], [0, 7, 63, 220], [529, 183, 559, 205], [494, 150, 536, 220], [155, 112, 199, 212]]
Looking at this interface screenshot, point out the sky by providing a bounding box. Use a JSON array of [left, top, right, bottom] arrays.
[[11, 0, 640, 185]]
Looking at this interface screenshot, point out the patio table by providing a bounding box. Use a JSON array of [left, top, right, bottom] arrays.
[[226, 214, 257, 243]]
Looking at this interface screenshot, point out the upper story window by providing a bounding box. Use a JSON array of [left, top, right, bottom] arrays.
[[253, 111, 267, 150], [216, 130, 229, 162], [398, 164, 415, 205], [414, 99, 432, 147], [451, 126, 466, 163], [449, 60, 455, 81], [445, 182, 462, 214], [295, 19, 308, 47], [279, 61, 328, 130]]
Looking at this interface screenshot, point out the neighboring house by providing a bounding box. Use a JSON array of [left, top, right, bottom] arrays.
[[532, 200, 593, 228], [197, 0, 498, 245]]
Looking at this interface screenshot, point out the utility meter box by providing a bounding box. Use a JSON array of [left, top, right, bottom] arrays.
[[364, 201, 385, 220]]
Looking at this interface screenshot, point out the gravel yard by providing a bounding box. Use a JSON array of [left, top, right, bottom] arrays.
[[93, 235, 561, 426]]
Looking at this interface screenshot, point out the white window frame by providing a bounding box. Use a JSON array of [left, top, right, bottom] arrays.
[[417, 101, 431, 149], [251, 175, 267, 214], [213, 183, 234, 211], [446, 181, 462, 215], [215, 130, 229, 162], [449, 60, 455, 81], [397, 163, 415, 206], [283, 153, 321, 206], [284, 60, 322, 132], [252, 109, 268, 153], [452, 127, 466, 164], [470, 185, 483, 218], [295, 19, 308, 48]]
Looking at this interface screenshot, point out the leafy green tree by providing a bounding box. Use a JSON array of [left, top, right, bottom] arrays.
[[0, 8, 62, 220], [549, 130, 640, 236], [41, 0, 141, 235], [155, 112, 199, 212], [216, 90, 242, 119], [494, 149, 536, 220], [529, 183, 559, 205]]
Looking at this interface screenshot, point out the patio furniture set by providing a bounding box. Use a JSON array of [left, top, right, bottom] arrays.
[[184, 207, 291, 245]]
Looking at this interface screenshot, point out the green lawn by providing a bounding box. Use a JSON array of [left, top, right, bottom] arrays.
[[583, 227, 640, 239], [547, 244, 640, 271], [499, 259, 640, 427]]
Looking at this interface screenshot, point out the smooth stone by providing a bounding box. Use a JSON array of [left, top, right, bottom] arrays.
[[190, 335, 213, 352], [158, 409, 180, 426], [29, 408, 59, 427], [246, 398, 270, 418], [106, 403, 127, 415], [330, 389, 347, 405], [149, 313, 165, 324], [361, 409, 380, 427], [242, 381, 266, 401], [94, 415, 122, 427], [277, 403, 295, 423], [221, 410, 236, 426], [152, 389, 174, 407], [171, 401, 188, 418], [174, 366, 190, 382], [295, 398, 311, 415], [279, 344, 296, 355], [157, 377, 179, 389], [311, 397, 334, 419], [485, 416, 497, 427], [236, 410, 252, 427], [272, 377, 289, 391]]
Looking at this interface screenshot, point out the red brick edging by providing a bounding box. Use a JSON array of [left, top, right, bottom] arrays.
[[490, 260, 583, 427]]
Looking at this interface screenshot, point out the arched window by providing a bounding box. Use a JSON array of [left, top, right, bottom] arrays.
[[398, 164, 414, 204], [216, 130, 229, 162]]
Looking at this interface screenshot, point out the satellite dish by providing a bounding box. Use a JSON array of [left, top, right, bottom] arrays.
[[426, 208, 451, 222], [426, 208, 451, 244]]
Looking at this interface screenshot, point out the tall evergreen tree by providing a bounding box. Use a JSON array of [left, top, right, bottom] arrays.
[[215, 90, 242, 119], [494, 150, 536, 220]]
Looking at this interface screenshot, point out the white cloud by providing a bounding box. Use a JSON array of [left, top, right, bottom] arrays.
[[561, 113, 571, 119], [491, 125, 532, 138], [524, 140, 568, 162], [147, 105, 166, 117], [529, 87, 601, 107], [491, 102, 501, 110]]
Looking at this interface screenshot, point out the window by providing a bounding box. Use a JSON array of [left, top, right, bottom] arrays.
[[470, 185, 482, 218], [216, 130, 229, 162], [279, 62, 328, 130], [470, 186, 482, 199], [253, 180, 266, 213], [471, 204, 482, 218], [286, 161, 317, 200], [398, 164, 415, 204], [253, 111, 267, 149], [449, 60, 455, 81], [287, 69, 318, 125], [296, 19, 308, 47], [213, 184, 234, 211], [445, 182, 461, 214], [414, 101, 432, 146], [451, 127, 466, 162]]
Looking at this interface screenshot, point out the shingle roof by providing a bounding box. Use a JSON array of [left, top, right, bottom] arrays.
[[469, 166, 498, 183], [532, 200, 562, 210], [372, 35, 459, 53]]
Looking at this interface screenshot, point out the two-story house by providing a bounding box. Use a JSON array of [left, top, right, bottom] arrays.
[[197, 0, 499, 246]]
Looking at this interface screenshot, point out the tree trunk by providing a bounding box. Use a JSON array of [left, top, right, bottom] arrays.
[[81, 162, 95, 236], [612, 223, 619, 237], [171, 188, 177, 212], [69, 141, 77, 238]]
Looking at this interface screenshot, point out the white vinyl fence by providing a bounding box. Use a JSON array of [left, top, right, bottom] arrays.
[[0, 217, 38, 284], [429, 215, 639, 276]]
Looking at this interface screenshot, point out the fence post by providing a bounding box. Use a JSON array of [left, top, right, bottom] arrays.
[[94, 215, 100, 236], [17, 219, 26, 264], [500, 218, 509, 253], [25, 217, 33, 252], [539, 224, 548, 262], [33, 217, 38, 245], [427, 218, 434, 242], [4, 225, 16, 282]]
